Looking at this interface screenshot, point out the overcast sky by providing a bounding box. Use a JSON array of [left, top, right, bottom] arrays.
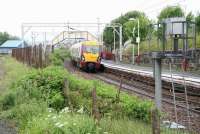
[[0, 0, 199, 38]]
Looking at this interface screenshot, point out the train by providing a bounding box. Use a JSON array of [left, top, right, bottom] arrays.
[[70, 40, 102, 72]]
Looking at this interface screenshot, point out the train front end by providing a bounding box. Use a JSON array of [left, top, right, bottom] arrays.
[[80, 41, 102, 72]]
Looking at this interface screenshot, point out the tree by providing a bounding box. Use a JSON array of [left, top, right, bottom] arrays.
[[103, 27, 114, 50], [186, 12, 194, 22], [103, 11, 150, 49], [158, 6, 184, 21], [124, 15, 150, 43], [0, 32, 10, 45], [195, 13, 200, 33], [0, 32, 19, 46]]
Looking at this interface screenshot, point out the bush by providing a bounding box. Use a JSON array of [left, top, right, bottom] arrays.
[[0, 60, 154, 133], [49, 48, 70, 66], [0, 92, 16, 110], [49, 92, 65, 111], [8, 66, 68, 110], [67, 75, 154, 122]]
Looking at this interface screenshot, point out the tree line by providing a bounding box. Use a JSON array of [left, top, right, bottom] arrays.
[[103, 6, 200, 50], [0, 32, 19, 46]]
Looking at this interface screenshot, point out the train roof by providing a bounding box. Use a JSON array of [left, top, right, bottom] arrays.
[[82, 40, 102, 46], [70, 40, 102, 49]]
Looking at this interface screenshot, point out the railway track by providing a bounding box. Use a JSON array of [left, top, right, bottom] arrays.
[[64, 60, 200, 132], [103, 67, 200, 114]]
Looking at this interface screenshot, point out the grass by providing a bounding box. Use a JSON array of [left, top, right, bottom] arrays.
[[0, 56, 31, 95], [21, 108, 189, 134]]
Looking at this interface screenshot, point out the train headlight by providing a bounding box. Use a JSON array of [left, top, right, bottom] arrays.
[[97, 56, 101, 62], [81, 55, 85, 61]]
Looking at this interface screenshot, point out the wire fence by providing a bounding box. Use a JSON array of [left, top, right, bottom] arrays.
[[12, 44, 54, 68]]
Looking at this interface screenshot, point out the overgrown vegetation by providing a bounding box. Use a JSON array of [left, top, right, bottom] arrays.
[[49, 48, 70, 66], [0, 57, 189, 134], [0, 57, 156, 133]]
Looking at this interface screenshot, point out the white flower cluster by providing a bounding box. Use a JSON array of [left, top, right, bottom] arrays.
[[77, 106, 84, 114], [60, 107, 70, 113], [48, 108, 54, 113], [55, 122, 64, 128]]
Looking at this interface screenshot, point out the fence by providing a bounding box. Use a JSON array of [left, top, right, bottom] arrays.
[[102, 50, 200, 70], [12, 44, 53, 68]]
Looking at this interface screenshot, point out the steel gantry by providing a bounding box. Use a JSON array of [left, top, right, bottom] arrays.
[[21, 22, 123, 61]]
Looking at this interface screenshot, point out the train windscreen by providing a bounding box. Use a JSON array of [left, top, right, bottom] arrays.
[[82, 45, 100, 54]]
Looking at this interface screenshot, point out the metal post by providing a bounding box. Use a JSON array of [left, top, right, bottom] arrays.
[[119, 26, 122, 62], [44, 32, 47, 46], [137, 19, 140, 56], [132, 27, 135, 65], [97, 18, 100, 42], [152, 52, 162, 110], [31, 32, 34, 46], [174, 36, 179, 52], [132, 43, 135, 65], [113, 30, 115, 53], [21, 25, 24, 47], [155, 58, 162, 110]]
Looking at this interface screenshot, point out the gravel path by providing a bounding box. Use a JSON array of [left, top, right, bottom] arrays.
[[0, 57, 4, 79], [0, 120, 17, 134], [0, 56, 17, 134]]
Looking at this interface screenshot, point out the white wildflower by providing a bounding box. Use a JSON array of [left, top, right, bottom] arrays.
[[77, 106, 84, 114], [48, 108, 53, 113], [52, 116, 57, 119], [55, 122, 60, 126], [61, 107, 70, 113], [58, 124, 64, 128]]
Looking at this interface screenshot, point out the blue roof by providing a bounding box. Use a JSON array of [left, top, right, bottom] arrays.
[[0, 40, 23, 48]]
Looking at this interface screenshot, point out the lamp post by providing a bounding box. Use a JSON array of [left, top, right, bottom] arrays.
[[107, 23, 122, 62], [131, 27, 135, 64], [137, 19, 140, 56], [132, 27, 135, 64], [129, 18, 140, 56]]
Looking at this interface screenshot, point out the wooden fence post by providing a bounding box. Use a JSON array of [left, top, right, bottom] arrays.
[[52, 45, 54, 53], [152, 108, 160, 134], [92, 87, 100, 124], [116, 76, 122, 102], [11, 45, 54, 68], [38, 44, 43, 68], [34, 45, 37, 67], [63, 78, 70, 106]]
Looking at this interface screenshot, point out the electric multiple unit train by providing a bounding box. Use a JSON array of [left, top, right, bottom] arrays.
[[70, 41, 102, 72]]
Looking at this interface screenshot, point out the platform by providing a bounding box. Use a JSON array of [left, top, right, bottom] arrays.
[[101, 59, 200, 88]]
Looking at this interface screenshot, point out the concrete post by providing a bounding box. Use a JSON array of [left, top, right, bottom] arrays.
[[152, 52, 163, 110], [154, 58, 162, 110]]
